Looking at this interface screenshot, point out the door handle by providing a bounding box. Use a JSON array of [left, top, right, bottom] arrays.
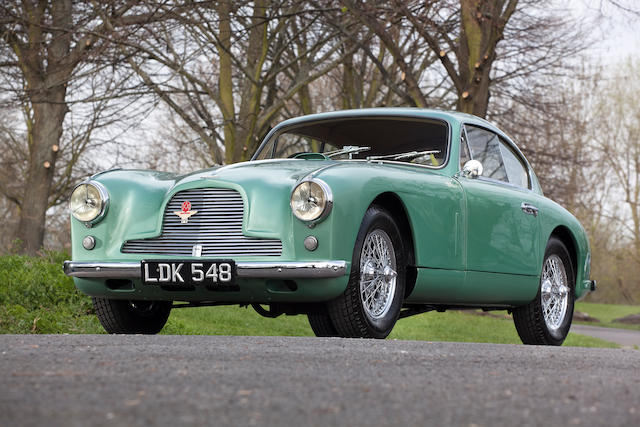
[[521, 202, 539, 217]]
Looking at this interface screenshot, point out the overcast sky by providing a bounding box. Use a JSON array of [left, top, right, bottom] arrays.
[[572, 0, 640, 62]]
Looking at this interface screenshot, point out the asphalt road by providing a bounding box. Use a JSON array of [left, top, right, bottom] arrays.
[[1, 335, 639, 427]]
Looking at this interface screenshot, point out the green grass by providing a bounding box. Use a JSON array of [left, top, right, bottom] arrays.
[[0, 252, 103, 334], [0, 252, 626, 347], [162, 305, 314, 336], [166, 305, 617, 348], [575, 302, 640, 331]]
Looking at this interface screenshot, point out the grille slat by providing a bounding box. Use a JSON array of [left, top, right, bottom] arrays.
[[121, 188, 282, 256]]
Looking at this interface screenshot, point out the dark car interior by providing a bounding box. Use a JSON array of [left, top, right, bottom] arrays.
[[260, 117, 450, 167]]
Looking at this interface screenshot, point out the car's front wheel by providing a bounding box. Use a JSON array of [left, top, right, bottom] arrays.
[[513, 237, 575, 345], [328, 205, 406, 339], [307, 311, 339, 337], [92, 297, 172, 334]]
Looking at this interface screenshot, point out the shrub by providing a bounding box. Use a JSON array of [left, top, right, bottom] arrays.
[[0, 251, 102, 334]]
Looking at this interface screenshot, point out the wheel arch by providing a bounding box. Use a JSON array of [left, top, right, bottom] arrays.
[[370, 192, 417, 298], [549, 225, 578, 281]]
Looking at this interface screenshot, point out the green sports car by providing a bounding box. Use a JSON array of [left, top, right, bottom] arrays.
[[64, 108, 595, 345]]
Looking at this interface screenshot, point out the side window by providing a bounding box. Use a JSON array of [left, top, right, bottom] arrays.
[[499, 138, 530, 189], [464, 125, 507, 182]]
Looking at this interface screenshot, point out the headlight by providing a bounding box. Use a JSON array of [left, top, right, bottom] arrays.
[[290, 179, 332, 222], [69, 181, 109, 225]]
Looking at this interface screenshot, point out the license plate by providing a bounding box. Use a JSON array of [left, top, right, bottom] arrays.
[[141, 260, 236, 287]]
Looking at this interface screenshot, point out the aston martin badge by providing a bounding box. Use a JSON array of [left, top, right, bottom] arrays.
[[174, 201, 198, 224]]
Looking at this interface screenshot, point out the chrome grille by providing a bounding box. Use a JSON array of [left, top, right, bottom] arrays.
[[121, 188, 282, 256]]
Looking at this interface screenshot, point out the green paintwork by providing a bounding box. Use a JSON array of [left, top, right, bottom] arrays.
[[70, 108, 593, 306]]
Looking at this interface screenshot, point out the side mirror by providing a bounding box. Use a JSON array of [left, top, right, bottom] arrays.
[[462, 160, 483, 179]]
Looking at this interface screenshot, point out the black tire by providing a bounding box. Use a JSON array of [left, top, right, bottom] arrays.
[[327, 205, 406, 339], [513, 237, 575, 346], [92, 297, 172, 334], [308, 310, 339, 337]]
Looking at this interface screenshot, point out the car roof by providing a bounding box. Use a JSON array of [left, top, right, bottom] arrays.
[[273, 108, 496, 130]]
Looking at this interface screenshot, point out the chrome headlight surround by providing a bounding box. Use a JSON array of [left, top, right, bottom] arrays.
[[290, 179, 333, 224], [69, 180, 110, 228]]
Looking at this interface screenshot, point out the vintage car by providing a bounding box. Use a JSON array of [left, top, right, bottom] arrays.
[[64, 108, 596, 345]]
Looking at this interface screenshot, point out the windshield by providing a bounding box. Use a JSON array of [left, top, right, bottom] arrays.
[[254, 117, 449, 167]]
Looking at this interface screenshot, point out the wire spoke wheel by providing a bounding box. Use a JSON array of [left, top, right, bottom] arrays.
[[359, 229, 397, 320], [512, 237, 575, 346], [540, 254, 569, 331], [327, 206, 406, 339]]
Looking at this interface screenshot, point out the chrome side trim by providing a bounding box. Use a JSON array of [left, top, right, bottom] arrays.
[[63, 260, 347, 279]]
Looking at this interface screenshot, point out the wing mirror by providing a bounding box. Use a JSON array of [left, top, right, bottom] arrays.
[[461, 160, 483, 179]]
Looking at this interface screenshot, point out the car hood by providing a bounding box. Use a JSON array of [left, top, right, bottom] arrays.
[[173, 159, 339, 190], [94, 159, 335, 194], [95, 158, 446, 199]]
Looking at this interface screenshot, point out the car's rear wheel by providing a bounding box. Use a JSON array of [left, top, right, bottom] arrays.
[[92, 297, 172, 334], [328, 206, 406, 339], [513, 237, 575, 346]]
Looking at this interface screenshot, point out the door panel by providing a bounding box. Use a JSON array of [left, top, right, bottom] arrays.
[[460, 178, 540, 276]]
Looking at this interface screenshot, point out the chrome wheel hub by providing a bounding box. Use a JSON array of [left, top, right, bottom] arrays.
[[359, 229, 397, 320], [541, 254, 569, 331]]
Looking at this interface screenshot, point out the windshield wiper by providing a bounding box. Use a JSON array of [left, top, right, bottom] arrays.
[[325, 145, 371, 159], [366, 150, 440, 161]]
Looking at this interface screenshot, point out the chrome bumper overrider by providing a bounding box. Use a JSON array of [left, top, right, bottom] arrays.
[[63, 261, 347, 279]]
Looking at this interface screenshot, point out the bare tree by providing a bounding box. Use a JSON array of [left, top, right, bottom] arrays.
[[336, 15, 450, 109], [114, 1, 357, 165], [601, 0, 640, 17], [520, 58, 640, 304], [0, 1, 166, 254], [339, 0, 586, 118], [593, 59, 640, 262]]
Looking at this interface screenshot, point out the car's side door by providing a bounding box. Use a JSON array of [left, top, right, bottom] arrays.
[[457, 125, 541, 284]]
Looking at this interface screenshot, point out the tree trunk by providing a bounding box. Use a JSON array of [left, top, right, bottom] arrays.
[[456, 0, 515, 117], [17, 88, 68, 254], [233, 0, 269, 163], [216, 1, 236, 164]]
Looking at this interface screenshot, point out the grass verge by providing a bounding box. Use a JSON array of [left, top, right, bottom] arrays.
[[575, 302, 640, 331], [166, 305, 617, 348]]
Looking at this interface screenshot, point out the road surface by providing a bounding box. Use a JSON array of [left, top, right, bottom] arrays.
[[1, 335, 639, 426], [571, 324, 640, 348]]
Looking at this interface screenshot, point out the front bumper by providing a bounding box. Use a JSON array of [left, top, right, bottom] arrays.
[[63, 260, 347, 279]]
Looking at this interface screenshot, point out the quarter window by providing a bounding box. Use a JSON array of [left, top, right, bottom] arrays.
[[499, 138, 529, 189]]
